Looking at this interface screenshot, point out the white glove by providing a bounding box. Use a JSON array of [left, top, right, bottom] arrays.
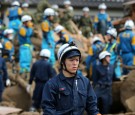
[[79, 31, 82, 35], [26, 84, 31, 93], [6, 79, 11, 86]]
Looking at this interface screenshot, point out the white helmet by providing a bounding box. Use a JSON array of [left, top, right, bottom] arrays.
[[4, 29, 14, 35], [92, 36, 101, 44], [54, 25, 64, 33], [21, 15, 32, 22], [22, 3, 29, 8], [0, 43, 3, 54], [82, 7, 90, 12], [98, 3, 107, 10], [63, 0, 71, 5], [0, 43, 3, 49], [124, 20, 135, 29], [12, 1, 20, 6], [40, 49, 51, 58], [99, 51, 111, 60], [57, 42, 81, 63], [107, 28, 117, 38], [68, 6, 74, 11], [44, 8, 55, 16], [52, 4, 59, 10]]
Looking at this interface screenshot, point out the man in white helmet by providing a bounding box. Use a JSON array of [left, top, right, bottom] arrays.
[[27, 49, 56, 112], [41, 8, 56, 66], [6, 1, 22, 33], [42, 42, 101, 115], [117, 19, 135, 74], [94, 3, 112, 35], [60, 0, 76, 34], [94, 51, 113, 114], [2, 29, 14, 61], [78, 7, 93, 38], [18, 15, 33, 74], [54, 25, 73, 46], [85, 36, 105, 82], [105, 28, 122, 78]]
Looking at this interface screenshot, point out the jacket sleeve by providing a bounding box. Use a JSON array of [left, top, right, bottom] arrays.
[[29, 63, 36, 84], [42, 81, 57, 115], [48, 64, 56, 79], [85, 80, 100, 115], [2, 58, 8, 81], [131, 35, 135, 52]]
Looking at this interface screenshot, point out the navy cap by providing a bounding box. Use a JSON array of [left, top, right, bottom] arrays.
[[64, 50, 81, 59]]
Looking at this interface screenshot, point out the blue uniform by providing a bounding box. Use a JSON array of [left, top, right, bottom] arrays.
[[7, 6, 22, 33], [0, 57, 8, 101], [41, 19, 56, 66], [104, 40, 122, 78], [42, 72, 99, 115], [18, 26, 33, 73], [117, 29, 135, 74], [56, 32, 73, 46], [2, 38, 14, 61], [94, 63, 114, 114], [94, 13, 112, 35], [29, 59, 56, 109], [85, 41, 105, 82]]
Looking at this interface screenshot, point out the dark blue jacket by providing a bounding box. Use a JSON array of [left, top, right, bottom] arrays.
[[42, 72, 99, 115], [0, 57, 8, 81], [94, 63, 114, 86], [29, 59, 56, 84]]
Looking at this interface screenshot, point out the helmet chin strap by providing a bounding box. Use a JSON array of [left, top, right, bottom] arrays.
[[63, 63, 77, 76]]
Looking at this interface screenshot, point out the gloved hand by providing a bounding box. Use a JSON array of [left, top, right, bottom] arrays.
[[26, 84, 31, 93], [6, 79, 11, 86]]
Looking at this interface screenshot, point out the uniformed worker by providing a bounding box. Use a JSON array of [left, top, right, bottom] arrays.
[[94, 3, 112, 35], [105, 28, 122, 78], [85, 36, 105, 82], [60, 0, 76, 34], [79, 7, 93, 38], [41, 8, 56, 66], [0, 43, 11, 102], [54, 25, 73, 46], [117, 20, 135, 75], [27, 49, 56, 112], [18, 15, 33, 74], [94, 51, 113, 114], [2, 29, 15, 61], [6, 1, 22, 33], [42, 42, 101, 115]]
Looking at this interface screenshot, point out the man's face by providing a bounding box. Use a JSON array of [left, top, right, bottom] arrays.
[[83, 12, 89, 17], [64, 56, 80, 74], [105, 55, 110, 63], [106, 34, 112, 41], [49, 16, 54, 21]]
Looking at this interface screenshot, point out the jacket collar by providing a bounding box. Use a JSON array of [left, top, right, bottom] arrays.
[[59, 71, 81, 81]]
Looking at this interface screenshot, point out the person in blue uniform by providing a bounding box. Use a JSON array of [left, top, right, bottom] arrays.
[[94, 51, 113, 114], [54, 25, 73, 46], [105, 28, 122, 78], [42, 42, 101, 115], [2, 29, 15, 61], [18, 15, 33, 74], [27, 49, 56, 112], [0, 43, 11, 102], [85, 36, 105, 82], [41, 8, 56, 66], [94, 3, 112, 35], [6, 1, 22, 33], [117, 20, 135, 75]]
